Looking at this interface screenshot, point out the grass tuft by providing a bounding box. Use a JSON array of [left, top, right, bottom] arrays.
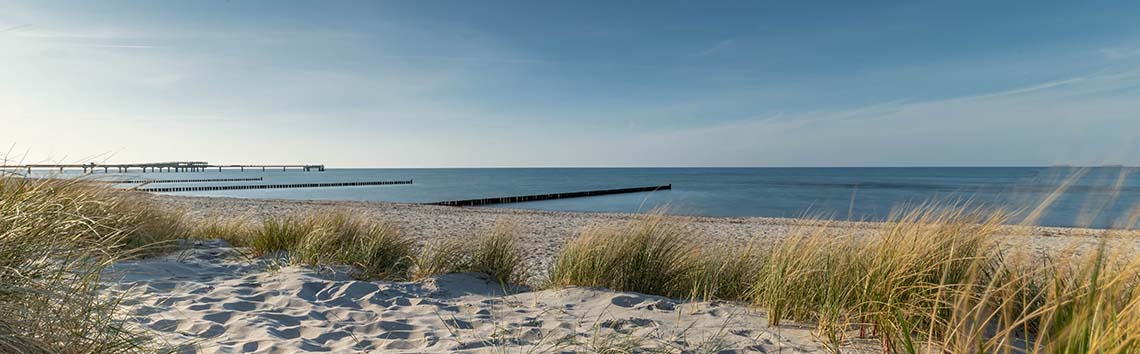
[[549, 214, 697, 298], [188, 215, 252, 245], [247, 215, 308, 256], [412, 220, 525, 284], [466, 221, 525, 284], [244, 211, 415, 280], [294, 212, 414, 280], [0, 177, 178, 353]]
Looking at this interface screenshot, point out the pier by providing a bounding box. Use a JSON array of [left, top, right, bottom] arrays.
[[137, 180, 412, 192], [0, 161, 326, 174], [102, 177, 265, 184], [429, 184, 672, 206]]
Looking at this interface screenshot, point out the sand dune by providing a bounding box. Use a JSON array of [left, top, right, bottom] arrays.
[[112, 196, 1135, 352], [103, 240, 856, 353]]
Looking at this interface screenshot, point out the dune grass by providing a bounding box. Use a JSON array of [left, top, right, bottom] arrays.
[[547, 204, 1140, 353], [187, 216, 252, 243], [241, 211, 415, 280], [246, 216, 309, 256], [747, 205, 1009, 351], [412, 237, 468, 280], [549, 215, 698, 298], [224, 211, 525, 282], [464, 221, 525, 284], [412, 221, 525, 284], [0, 177, 182, 353], [294, 212, 414, 280]]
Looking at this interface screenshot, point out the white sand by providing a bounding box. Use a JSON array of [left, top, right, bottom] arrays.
[[104, 240, 866, 353], [114, 195, 1136, 353]]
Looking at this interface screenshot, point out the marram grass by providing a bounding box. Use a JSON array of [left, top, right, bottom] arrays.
[[294, 212, 413, 280], [547, 204, 1140, 353], [188, 215, 252, 244], [463, 221, 525, 284], [243, 211, 415, 280], [549, 215, 697, 298], [0, 177, 183, 353], [412, 221, 524, 285]]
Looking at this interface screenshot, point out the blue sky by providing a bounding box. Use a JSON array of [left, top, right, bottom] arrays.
[[2, 0, 1139, 167]]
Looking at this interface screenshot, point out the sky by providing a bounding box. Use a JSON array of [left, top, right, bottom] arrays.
[[2, 0, 1139, 167]]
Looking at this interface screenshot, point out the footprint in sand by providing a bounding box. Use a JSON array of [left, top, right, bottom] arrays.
[[201, 311, 234, 324], [149, 319, 180, 332], [222, 301, 257, 311], [184, 323, 226, 338], [267, 325, 301, 339], [259, 313, 304, 326]]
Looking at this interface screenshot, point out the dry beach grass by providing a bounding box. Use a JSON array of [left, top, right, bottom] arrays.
[[2, 177, 1140, 352]]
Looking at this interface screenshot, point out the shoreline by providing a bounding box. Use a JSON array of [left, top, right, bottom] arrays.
[[152, 194, 1138, 274]]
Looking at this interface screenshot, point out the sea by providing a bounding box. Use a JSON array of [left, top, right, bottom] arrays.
[[34, 167, 1140, 228]]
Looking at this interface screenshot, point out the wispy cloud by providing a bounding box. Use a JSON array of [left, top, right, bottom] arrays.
[[376, 53, 549, 65], [627, 69, 1140, 166], [1099, 46, 1140, 60], [84, 44, 163, 49], [2, 25, 165, 49], [1, 24, 33, 33], [692, 39, 734, 58]]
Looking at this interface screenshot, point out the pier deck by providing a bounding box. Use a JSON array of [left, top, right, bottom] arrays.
[[1, 161, 325, 173], [137, 180, 412, 192], [101, 177, 265, 184]]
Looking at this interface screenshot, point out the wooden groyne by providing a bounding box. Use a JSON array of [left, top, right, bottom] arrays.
[[429, 184, 672, 206], [1, 161, 325, 173], [103, 177, 264, 184], [138, 180, 412, 193]]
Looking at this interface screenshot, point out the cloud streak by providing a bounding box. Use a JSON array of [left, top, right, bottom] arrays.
[[692, 39, 733, 58], [628, 69, 1140, 166]]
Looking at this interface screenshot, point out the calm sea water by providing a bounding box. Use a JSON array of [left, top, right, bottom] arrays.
[[40, 167, 1140, 228]]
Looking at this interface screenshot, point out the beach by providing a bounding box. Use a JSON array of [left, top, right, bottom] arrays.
[[87, 194, 1139, 353], [153, 194, 1136, 276]]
